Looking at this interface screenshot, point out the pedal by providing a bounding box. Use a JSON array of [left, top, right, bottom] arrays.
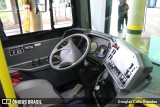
[[68, 84, 83, 98]]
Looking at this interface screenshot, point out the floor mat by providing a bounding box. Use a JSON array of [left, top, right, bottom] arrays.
[[61, 85, 97, 107]]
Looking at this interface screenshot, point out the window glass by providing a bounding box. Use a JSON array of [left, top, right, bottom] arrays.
[[141, 1, 160, 64], [109, 0, 160, 64], [0, 0, 21, 36], [0, 0, 73, 37], [19, 0, 51, 33], [52, 0, 73, 28]]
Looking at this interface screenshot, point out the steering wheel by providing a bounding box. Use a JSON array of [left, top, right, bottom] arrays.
[[49, 33, 91, 71]]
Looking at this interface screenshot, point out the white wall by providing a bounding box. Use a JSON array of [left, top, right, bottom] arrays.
[[90, 0, 106, 32], [156, 0, 160, 7]]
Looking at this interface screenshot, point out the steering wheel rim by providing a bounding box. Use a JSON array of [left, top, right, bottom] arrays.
[[49, 33, 90, 71]]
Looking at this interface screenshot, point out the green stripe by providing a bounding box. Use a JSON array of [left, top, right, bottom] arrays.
[[127, 29, 142, 35]]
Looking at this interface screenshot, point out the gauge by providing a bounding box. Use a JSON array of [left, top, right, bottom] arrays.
[[97, 45, 108, 58], [90, 41, 98, 53]]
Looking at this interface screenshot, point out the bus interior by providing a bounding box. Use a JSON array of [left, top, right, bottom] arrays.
[[0, 0, 160, 107]]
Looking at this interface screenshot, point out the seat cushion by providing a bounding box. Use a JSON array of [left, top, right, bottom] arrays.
[[14, 79, 64, 107]]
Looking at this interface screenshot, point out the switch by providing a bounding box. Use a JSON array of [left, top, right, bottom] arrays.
[[113, 68, 116, 73], [116, 71, 120, 76], [121, 78, 127, 84], [110, 63, 115, 69], [113, 43, 117, 48], [129, 63, 134, 69], [110, 55, 113, 59], [108, 54, 112, 59], [113, 50, 116, 55], [120, 75, 125, 80], [125, 71, 132, 78], [32, 60, 36, 66], [112, 49, 115, 53], [38, 59, 41, 64], [117, 46, 119, 50]]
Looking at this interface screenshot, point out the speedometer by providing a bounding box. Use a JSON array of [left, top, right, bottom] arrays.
[[97, 45, 108, 58], [90, 41, 98, 53]]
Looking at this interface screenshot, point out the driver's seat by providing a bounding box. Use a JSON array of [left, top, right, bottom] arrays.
[[14, 79, 64, 107]]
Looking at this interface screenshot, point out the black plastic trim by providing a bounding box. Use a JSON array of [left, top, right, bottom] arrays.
[[127, 29, 142, 35]]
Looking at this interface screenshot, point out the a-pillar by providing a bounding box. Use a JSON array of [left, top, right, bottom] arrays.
[[30, 0, 43, 32], [126, 0, 146, 48], [5, 0, 18, 24]]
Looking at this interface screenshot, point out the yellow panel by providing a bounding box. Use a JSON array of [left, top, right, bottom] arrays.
[[127, 24, 143, 30], [0, 40, 18, 107]]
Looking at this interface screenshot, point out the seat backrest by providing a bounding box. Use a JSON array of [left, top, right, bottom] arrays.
[[0, 18, 8, 41], [14, 79, 64, 107]]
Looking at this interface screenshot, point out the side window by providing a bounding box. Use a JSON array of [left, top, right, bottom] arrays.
[[0, 0, 73, 37], [52, 0, 73, 28], [0, 0, 21, 36]]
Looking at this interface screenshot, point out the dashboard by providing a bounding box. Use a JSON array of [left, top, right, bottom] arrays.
[[64, 28, 153, 92], [4, 28, 158, 107], [6, 28, 153, 92]]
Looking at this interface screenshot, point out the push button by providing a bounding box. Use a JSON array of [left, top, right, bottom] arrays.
[[113, 43, 117, 48], [38, 59, 41, 64], [32, 60, 36, 66], [121, 78, 127, 84], [120, 75, 125, 80], [125, 71, 132, 78], [116, 71, 120, 76]]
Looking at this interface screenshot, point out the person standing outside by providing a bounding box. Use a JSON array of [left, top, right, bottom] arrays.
[[117, 0, 129, 33], [118, 0, 124, 33], [122, 0, 129, 28]]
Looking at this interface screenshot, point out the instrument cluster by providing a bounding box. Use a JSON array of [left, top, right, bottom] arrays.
[[87, 35, 111, 62], [89, 42, 109, 59]]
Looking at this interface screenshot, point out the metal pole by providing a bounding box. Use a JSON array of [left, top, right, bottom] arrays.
[[126, 0, 146, 48], [49, 0, 55, 30], [0, 40, 18, 107], [15, 0, 23, 34], [30, 0, 43, 31]]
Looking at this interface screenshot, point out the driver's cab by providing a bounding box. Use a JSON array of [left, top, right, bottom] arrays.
[[0, 0, 160, 107]]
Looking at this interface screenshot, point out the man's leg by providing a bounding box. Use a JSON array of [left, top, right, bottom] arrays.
[[121, 17, 124, 29], [124, 14, 128, 25], [118, 16, 122, 32]]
